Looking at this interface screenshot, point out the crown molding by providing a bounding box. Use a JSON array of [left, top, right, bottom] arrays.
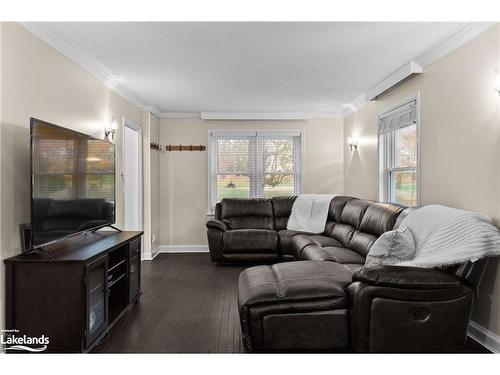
[[341, 93, 366, 117], [159, 111, 343, 120], [143, 105, 161, 117], [200, 111, 342, 120], [20, 22, 150, 113], [311, 111, 343, 119], [201, 112, 311, 120], [341, 22, 497, 118], [414, 22, 496, 69], [159, 112, 201, 119]]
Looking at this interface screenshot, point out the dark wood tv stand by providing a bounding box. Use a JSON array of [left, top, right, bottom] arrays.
[[4, 231, 143, 353]]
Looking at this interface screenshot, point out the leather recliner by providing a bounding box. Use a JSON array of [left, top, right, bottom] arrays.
[[207, 198, 279, 263], [206, 196, 489, 352]]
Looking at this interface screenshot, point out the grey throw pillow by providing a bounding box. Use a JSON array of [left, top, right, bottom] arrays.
[[365, 227, 416, 267]]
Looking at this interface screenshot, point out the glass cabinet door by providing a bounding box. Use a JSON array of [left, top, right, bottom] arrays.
[[128, 239, 141, 302], [85, 256, 108, 348]]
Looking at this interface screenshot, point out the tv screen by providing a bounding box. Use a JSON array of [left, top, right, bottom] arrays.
[[30, 118, 115, 248]]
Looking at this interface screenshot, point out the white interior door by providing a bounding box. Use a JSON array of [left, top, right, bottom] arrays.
[[123, 120, 142, 231]]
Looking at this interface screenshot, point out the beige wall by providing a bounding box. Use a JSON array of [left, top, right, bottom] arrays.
[[0, 22, 143, 328], [158, 118, 344, 246], [343, 101, 379, 200], [344, 25, 500, 335], [142, 112, 160, 258]]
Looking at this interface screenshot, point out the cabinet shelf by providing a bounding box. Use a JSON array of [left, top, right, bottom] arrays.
[[108, 273, 126, 288], [108, 258, 127, 273]]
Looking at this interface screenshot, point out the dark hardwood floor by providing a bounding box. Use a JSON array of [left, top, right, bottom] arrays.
[[94, 253, 490, 354], [94, 253, 246, 353]]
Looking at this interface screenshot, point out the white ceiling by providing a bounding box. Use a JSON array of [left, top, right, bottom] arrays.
[[23, 22, 479, 117]]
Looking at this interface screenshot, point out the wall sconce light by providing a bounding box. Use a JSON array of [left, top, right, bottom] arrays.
[[494, 69, 500, 95], [105, 117, 117, 142], [347, 136, 358, 151]]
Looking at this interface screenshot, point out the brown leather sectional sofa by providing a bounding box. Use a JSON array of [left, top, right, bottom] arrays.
[[206, 196, 488, 353]]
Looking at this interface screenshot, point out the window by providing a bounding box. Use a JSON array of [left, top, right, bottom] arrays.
[[209, 130, 302, 211], [379, 98, 419, 206]]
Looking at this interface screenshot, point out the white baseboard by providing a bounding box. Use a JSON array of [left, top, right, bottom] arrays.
[[468, 321, 500, 353], [158, 245, 209, 253], [142, 246, 161, 261], [152, 245, 160, 258]]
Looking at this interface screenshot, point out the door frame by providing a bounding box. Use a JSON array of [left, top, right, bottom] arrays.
[[122, 117, 143, 231]]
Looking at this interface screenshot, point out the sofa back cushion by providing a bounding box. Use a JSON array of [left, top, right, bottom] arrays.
[[324, 196, 355, 235], [219, 195, 404, 255], [271, 196, 297, 230], [220, 198, 274, 230], [359, 203, 405, 236], [329, 199, 371, 250], [328, 197, 404, 257], [340, 199, 372, 228]]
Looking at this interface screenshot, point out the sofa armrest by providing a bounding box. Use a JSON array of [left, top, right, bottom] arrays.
[[352, 265, 461, 290], [206, 219, 228, 231], [207, 220, 227, 262]]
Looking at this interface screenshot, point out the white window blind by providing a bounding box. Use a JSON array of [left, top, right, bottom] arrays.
[[378, 100, 417, 134], [379, 98, 419, 206], [208, 130, 303, 211]]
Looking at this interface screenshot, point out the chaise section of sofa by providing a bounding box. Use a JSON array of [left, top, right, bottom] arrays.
[[238, 259, 486, 353], [238, 260, 353, 352]]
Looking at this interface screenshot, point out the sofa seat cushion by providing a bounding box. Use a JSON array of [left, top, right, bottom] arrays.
[[302, 246, 366, 264], [223, 229, 277, 254], [308, 235, 343, 248], [292, 235, 318, 258], [291, 234, 343, 259], [278, 229, 311, 255], [238, 261, 353, 308]]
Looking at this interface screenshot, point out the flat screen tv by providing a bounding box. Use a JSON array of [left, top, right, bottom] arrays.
[[30, 118, 115, 249]]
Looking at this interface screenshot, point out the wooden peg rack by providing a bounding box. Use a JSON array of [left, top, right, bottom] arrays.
[[150, 142, 162, 151], [165, 144, 206, 151]]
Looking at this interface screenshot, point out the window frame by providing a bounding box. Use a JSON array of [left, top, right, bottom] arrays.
[[208, 129, 304, 213], [378, 94, 420, 206]]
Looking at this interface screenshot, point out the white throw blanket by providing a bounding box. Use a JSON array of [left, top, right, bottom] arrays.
[[287, 194, 336, 234], [366, 204, 500, 268]]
